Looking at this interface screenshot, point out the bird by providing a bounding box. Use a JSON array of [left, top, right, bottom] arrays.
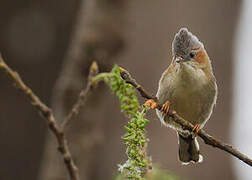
[[145, 27, 217, 164]]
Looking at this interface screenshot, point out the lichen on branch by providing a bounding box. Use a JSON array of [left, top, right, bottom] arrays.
[[93, 65, 151, 179]]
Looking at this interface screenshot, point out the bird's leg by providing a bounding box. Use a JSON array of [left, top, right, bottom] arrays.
[[161, 101, 170, 117], [192, 124, 201, 137], [144, 99, 158, 109]]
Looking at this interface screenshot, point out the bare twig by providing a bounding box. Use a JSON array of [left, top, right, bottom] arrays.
[[119, 67, 252, 167], [61, 61, 99, 130], [0, 56, 80, 180]]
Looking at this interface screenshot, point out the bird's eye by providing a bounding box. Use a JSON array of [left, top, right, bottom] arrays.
[[189, 52, 195, 58]]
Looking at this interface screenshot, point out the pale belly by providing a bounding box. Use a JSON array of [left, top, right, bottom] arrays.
[[156, 65, 217, 133]]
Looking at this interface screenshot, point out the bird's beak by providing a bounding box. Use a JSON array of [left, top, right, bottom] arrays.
[[174, 56, 183, 63]]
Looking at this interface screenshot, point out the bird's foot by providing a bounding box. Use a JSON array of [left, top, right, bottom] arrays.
[[161, 101, 170, 117], [144, 99, 158, 109], [192, 124, 201, 137]]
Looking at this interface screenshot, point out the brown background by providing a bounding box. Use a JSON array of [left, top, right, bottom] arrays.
[[0, 0, 241, 180]]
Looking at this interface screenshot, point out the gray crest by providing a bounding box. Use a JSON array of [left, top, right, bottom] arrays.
[[172, 28, 204, 59]]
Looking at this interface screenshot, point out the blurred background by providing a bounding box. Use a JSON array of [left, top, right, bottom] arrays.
[[0, 0, 251, 180]]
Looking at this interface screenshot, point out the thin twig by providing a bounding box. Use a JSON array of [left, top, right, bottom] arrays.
[[119, 66, 252, 167], [0, 56, 80, 180], [61, 61, 99, 130]]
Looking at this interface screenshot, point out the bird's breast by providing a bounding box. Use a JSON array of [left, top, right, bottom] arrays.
[[157, 63, 217, 129]]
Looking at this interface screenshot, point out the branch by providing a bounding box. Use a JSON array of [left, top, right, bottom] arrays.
[[0, 56, 80, 180], [61, 61, 99, 130], [119, 67, 252, 167]]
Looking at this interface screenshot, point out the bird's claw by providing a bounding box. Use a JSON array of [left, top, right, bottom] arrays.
[[161, 101, 170, 117], [192, 124, 201, 137], [144, 99, 158, 109]]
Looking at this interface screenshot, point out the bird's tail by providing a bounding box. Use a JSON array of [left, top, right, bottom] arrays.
[[178, 133, 203, 164]]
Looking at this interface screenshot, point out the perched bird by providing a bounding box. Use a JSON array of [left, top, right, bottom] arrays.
[[145, 28, 217, 164]]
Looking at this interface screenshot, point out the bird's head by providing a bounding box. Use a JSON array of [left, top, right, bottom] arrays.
[[172, 28, 211, 70]]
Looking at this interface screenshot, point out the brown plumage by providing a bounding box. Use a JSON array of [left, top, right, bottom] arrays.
[[156, 28, 217, 164]]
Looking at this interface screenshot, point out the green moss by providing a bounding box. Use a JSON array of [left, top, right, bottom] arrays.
[[93, 65, 151, 179], [115, 167, 181, 180]]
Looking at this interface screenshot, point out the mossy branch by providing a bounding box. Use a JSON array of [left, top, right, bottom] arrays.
[[93, 66, 152, 179]]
